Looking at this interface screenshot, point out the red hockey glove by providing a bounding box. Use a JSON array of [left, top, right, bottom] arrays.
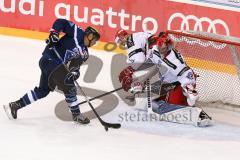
[[119, 66, 135, 92]]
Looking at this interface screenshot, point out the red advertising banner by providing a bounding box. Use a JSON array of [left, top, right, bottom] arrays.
[[0, 0, 240, 42]]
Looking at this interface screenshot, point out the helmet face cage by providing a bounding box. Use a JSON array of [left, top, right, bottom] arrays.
[[115, 29, 128, 44], [85, 26, 100, 41], [157, 33, 174, 54], [157, 32, 173, 48]]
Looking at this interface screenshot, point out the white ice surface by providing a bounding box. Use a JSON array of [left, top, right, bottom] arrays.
[[1, 35, 240, 160]]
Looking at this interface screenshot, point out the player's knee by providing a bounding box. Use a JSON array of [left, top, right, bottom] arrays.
[[167, 85, 188, 106]]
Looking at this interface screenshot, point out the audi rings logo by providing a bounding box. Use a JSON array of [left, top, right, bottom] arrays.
[[167, 13, 229, 49], [167, 13, 230, 36]]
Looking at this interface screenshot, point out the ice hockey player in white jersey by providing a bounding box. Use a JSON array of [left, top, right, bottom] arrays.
[[115, 29, 154, 68], [116, 31, 212, 127], [115, 29, 156, 92], [148, 32, 199, 106]]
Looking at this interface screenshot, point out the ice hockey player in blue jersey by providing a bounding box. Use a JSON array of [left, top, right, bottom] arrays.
[[3, 18, 100, 124]]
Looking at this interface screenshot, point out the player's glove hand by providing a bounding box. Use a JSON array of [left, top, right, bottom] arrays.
[[129, 81, 144, 94], [46, 30, 59, 49], [65, 68, 80, 82], [182, 84, 198, 106], [119, 66, 135, 92]]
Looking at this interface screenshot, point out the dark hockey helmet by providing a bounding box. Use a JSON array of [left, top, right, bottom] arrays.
[[85, 26, 100, 41]]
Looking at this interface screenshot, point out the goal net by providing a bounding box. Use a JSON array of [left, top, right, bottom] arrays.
[[166, 30, 240, 109]]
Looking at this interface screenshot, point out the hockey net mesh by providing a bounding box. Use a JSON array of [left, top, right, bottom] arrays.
[[167, 30, 240, 108]]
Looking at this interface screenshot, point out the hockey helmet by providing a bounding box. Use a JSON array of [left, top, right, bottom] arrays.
[[85, 26, 100, 41], [115, 29, 128, 44], [158, 31, 166, 38], [148, 35, 159, 49], [157, 32, 173, 50]]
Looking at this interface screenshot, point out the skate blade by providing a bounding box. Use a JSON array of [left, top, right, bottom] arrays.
[[73, 121, 91, 126], [197, 119, 213, 127], [3, 105, 14, 120], [73, 119, 91, 125]]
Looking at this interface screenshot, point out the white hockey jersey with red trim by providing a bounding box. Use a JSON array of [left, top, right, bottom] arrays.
[[147, 45, 196, 87], [125, 32, 152, 64]]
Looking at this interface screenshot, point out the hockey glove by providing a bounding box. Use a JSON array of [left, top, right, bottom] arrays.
[[46, 30, 59, 49], [65, 68, 80, 83], [182, 84, 198, 107], [129, 81, 144, 94], [119, 66, 135, 92]]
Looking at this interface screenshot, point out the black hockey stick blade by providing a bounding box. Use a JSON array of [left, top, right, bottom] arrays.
[[86, 100, 121, 130], [101, 120, 121, 129]]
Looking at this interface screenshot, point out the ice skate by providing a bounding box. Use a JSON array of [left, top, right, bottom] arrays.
[[72, 113, 90, 125], [3, 100, 23, 120]]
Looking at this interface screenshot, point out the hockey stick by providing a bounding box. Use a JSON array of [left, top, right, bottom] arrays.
[[146, 79, 152, 110], [145, 37, 152, 111], [78, 87, 123, 105], [52, 47, 121, 131]]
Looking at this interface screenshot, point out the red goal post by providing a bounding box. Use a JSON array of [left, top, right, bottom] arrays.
[[166, 30, 240, 108]]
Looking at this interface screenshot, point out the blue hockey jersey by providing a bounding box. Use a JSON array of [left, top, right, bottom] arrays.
[[42, 19, 89, 67]]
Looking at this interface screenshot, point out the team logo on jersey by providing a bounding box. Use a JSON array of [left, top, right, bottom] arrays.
[[64, 49, 80, 62], [72, 47, 79, 54], [186, 72, 194, 80]]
